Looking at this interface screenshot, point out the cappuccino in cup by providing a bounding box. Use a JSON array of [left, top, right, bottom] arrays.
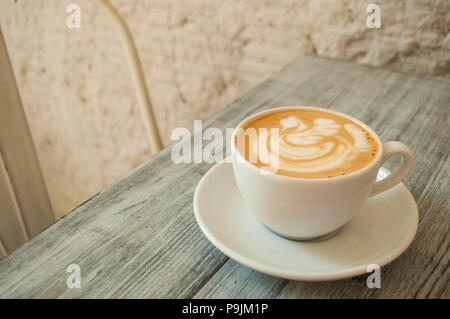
[[231, 106, 414, 240], [236, 109, 379, 178]]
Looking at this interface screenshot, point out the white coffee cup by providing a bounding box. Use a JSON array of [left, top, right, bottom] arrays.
[[231, 106, 414, 240]]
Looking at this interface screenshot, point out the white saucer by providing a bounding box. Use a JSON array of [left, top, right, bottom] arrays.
[[193, 160, 418, 281]]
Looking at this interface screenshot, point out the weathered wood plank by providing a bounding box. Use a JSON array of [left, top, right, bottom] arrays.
[[0, 78, 291, 298], [0, 54, 448, 298]]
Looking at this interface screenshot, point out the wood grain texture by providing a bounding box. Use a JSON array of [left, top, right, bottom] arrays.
[[0, 54, 448, 298]]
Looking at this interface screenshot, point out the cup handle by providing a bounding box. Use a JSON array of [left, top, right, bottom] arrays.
[[370, 141, 414, 197]]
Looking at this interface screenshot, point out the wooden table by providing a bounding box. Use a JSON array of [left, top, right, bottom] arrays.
[[0, 55, 448, 298]]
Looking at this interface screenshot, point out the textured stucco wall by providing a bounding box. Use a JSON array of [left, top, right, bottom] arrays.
[[1, 0, 449, 217]]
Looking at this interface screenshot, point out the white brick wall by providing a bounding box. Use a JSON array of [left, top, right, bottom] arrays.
[[0, 0, 448, 217]]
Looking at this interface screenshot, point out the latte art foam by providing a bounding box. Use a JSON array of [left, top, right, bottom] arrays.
[[237, 109, 379, 178]]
